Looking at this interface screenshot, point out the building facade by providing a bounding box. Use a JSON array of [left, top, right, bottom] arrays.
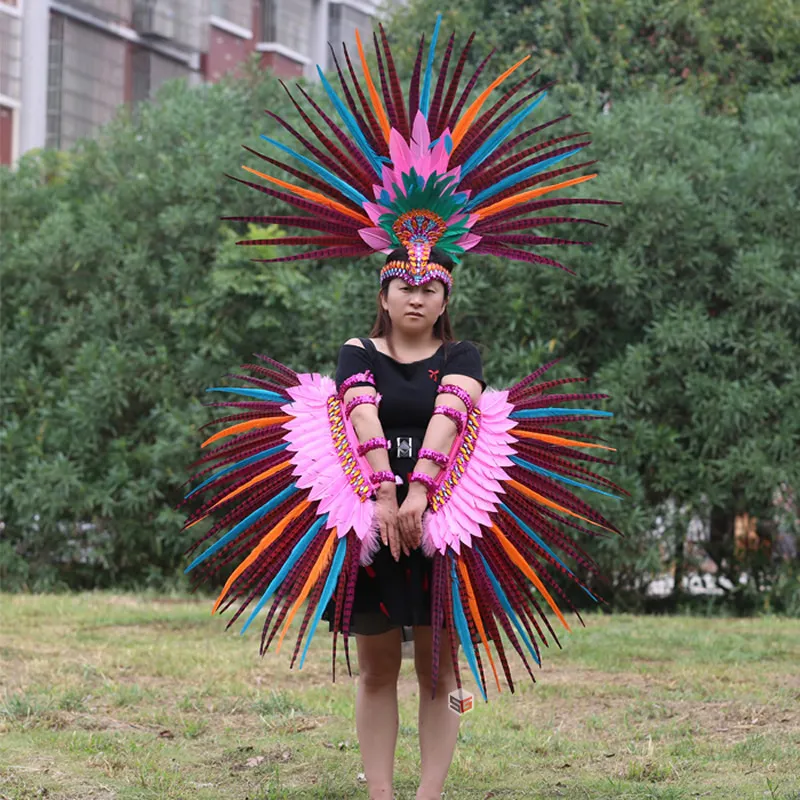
[[0, 0, 392, 165]]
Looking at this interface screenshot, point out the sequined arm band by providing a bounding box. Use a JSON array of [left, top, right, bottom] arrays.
[[417, 448, 449, 468], [437, 383, 475, 414], [338, 370, 375, 400], [432, 404, 467, 433], [369, 470, 397, 487], [409, 472, 438, 492], [344, 393, 381, 418], [357, 437, 391, 456]]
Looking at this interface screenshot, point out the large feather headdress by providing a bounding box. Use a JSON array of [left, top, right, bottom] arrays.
[[227, 15, 615, 286]]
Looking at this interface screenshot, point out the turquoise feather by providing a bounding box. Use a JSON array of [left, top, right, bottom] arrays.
[[316, 67, 384, 175], [510, 406, 612, 419], [298, 534, 348, 669], [184, 484, 299, 573], [260, 135, 369, 206], [206, 386, 287, 403], [465, 148, 584, 210], [461, 93, 547, 176], [240, 513, 330, 635], [509, 454, 621, 501], [185, 444, 289, 499], [500, 504, 598, 602], [450, 560, 488, 702], [477, 550, 540, 665], [420, 14, 442, 118]]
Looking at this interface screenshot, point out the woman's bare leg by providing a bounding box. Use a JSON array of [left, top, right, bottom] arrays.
[[355, 627, 403, 799], [412, 625, 461, 800]]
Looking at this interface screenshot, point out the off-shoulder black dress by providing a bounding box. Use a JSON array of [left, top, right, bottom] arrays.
[[321, 337, 485, 641]]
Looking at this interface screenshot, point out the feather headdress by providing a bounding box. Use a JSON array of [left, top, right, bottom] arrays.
[[227, 15, 616, 287]]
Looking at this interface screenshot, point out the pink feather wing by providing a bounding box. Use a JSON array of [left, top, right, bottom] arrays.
[[281, 373, 377, 557], [422, 389, 516, 557]]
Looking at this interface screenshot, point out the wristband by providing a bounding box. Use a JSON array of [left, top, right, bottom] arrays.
[[338, 370, 375, 399], [369, 470, 396, 487], [357, 437, 391, 456], [344, 393, 380, 417], [437, 383, 475, 414], [409, 471, 437, 492], [432, 404, 467, 433], [417, 448, 449, 468]]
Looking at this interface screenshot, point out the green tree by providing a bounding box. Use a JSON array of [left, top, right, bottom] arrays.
[[387, 0, 800, 113]]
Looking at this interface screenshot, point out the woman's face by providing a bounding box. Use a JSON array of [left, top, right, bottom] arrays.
[[380, 278, 448, 333]]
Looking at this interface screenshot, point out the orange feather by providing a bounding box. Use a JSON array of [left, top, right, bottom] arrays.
[[208, 461, 292, 511], [506, 479, 616, 533], [491, 522, 571, 632], [355, 29, 391, 143], [457, 559, 502, 693], [512, 429, 616, 451], [451, 56, 531, 148], [275, 526, 338, 654], [211, 500, 312, 614], [475, 174, 597, 220], [242, 166, 371, 225], [201, 415, 292, 448]]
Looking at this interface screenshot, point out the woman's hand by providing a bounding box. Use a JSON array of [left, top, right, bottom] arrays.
[[375, 483, 402, 561], [397, 483, 428, 554]]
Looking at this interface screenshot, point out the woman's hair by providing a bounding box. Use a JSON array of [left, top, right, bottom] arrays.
[[369, 246, 456, 341]]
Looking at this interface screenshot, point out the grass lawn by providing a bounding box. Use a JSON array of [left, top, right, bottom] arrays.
[[0, 594, 798, 800]]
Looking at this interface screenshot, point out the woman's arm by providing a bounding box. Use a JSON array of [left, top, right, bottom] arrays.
[[398, 370, 484, 547], [409, 374, 483, 485], [340, 339, 405, 559]]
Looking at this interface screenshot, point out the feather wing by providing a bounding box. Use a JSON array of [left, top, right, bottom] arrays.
[[421, 362, 624, 701], [182, 358, 381, 680]]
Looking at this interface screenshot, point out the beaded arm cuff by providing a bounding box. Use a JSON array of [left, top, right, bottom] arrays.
[[338, 370, 375, 400], [344, 393, 381, 417], [357, 437, 391, 456], [432, 404, 467, 433], [409, 471, 438, 492], [437, 383, 475, 414], [417, 448, 449, 468]]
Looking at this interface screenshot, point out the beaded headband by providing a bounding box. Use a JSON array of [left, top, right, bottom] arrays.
[[380, 260, 454, 293]]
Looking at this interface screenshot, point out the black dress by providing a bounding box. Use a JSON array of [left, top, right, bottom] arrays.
[[321, 337, 486, 641]]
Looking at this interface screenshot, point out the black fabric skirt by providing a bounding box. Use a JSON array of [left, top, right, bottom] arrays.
[[321, 431, 442, 641]]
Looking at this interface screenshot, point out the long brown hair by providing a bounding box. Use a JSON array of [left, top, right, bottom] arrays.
[[369, 247, 456, 344]]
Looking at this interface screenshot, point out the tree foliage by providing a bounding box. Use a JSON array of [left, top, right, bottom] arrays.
[[1, 36, 798, 610], [387, 0, 800, 113]]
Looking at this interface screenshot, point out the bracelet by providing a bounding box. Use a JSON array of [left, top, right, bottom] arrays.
[[417, 448, 449, 468], [338, 370, 375, 399], [344, 393, 380, 417], [357, 437, 390, 456], [409, 471, 437, 492], [432, 405, 467, 433], [369, 470, 396, 487], [437, 383, 475, 414]]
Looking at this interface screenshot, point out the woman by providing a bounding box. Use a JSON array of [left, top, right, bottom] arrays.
[[182, 15, 621, 800], [321, 245, 485, 800]]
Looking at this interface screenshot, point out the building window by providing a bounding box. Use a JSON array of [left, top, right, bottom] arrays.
[[132, 46, 190, 110], [208, 0, 251, 31], [0, 11, 22, 101], [46, 15, 126, 151], [327, 3, 372, 71], [326, 2, 341, 70], [131, 47, 151, 110], [46, 14, 65, 150], [260, 0, 277, 42]]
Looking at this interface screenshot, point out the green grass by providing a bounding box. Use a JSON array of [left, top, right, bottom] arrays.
[[1, 594, 799, 800]]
